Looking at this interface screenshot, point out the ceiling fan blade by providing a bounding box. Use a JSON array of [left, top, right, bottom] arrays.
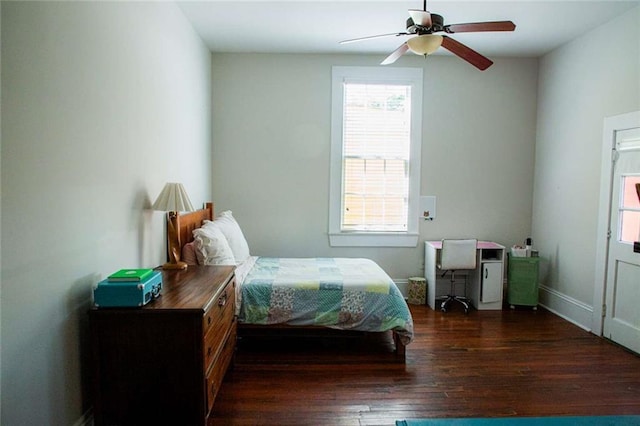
[[445, 21, 516, 34], [408, 10, 432, 27], [381, 43, 410, 65], [340, 32, 409, 44], [441, 36, 493, 71]]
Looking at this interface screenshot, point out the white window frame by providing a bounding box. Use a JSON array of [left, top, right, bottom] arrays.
[[329, 66, 423, 247]]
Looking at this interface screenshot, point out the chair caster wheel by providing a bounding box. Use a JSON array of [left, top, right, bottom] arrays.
[[441, 307, 447, 313], [533, 306, 538, 311], [464, 308, 469, 314], [510, 305, 515, 310]]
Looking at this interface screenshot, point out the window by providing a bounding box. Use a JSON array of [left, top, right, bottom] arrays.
[[619, 175, 640, 243], [329, 66, 423, 247], [616, 132, 640, 244]]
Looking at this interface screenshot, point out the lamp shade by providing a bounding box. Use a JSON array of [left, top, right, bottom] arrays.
[[152, 182, 194, 212], [407, 34, 443, 56]]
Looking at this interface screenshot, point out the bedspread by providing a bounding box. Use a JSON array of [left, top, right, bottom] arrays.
[[238, 257, 413, 344]]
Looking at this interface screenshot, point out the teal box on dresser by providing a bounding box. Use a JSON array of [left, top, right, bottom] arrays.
[[93, 270, 162, 307]]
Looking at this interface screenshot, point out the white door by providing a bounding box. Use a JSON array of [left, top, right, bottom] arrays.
[[603, 125, 640, 353]]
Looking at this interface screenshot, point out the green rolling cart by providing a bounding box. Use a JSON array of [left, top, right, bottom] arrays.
[[508, 255, 540, 310]]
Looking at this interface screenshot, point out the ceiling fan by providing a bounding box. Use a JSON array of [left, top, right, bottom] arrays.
[[340, 0, 516, 71]]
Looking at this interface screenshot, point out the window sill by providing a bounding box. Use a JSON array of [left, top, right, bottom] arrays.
[[329, 232, 419, 248]]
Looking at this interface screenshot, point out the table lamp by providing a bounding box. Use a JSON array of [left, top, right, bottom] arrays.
[[152, 182, 195, 269]]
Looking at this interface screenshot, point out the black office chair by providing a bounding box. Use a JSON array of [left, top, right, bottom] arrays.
[[437, 239, 477, 314]]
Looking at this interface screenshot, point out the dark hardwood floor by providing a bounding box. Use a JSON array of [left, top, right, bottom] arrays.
[[209, 304, 640, 425]]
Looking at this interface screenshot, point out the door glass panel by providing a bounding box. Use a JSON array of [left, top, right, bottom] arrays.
[[620, 175, 640, 243]]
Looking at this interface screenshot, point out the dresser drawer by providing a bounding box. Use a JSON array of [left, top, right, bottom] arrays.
[[202, 278, 235, 334], [205, 320, 237, 414], [203, 286, 236, 370]]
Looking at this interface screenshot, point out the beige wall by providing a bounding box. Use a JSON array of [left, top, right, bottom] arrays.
[[533, 5, 640, 328], [0, 2, 212, 424], [211, 53, 539, 281]]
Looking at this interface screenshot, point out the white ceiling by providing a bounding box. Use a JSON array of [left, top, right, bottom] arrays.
[[177, 0, 639, 60]]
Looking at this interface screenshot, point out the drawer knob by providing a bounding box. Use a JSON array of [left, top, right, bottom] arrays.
[[218, 294, 227, 307]]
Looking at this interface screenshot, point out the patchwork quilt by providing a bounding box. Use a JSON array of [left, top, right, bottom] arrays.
[[238, 257, 414, 344]]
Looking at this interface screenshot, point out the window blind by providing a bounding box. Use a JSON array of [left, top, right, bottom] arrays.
[[341, 83, 412, 232]]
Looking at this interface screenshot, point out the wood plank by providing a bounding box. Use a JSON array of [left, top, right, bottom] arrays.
[[209, 304, 640, 425]]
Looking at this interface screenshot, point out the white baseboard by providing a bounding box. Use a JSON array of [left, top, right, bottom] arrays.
[[395, 279, 409, 297], [538, 284, 594, 333]]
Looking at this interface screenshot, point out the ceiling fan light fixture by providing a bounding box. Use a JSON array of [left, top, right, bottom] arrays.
[[407, 34, 443, 56]]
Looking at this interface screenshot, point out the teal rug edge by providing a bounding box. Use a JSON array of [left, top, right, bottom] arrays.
[[396, 415, 640, 426]]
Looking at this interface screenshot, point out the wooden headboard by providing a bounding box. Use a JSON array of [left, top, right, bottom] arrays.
[[173, 202, 214, 252]]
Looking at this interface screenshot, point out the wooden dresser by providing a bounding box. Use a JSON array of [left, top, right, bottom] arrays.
[[89, 265, 236, 426]]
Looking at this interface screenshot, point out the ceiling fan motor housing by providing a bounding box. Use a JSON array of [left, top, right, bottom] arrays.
[[407, 13, 445, 34]]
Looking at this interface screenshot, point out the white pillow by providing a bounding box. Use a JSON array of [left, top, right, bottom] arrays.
[[202, 211, 250, 264], [192, 225, 236, 266]]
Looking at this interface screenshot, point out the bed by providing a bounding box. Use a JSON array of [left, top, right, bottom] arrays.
[[171, 202, 414, 360]]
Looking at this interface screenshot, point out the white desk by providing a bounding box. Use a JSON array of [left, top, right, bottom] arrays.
[[425, 241, 505, 310]]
